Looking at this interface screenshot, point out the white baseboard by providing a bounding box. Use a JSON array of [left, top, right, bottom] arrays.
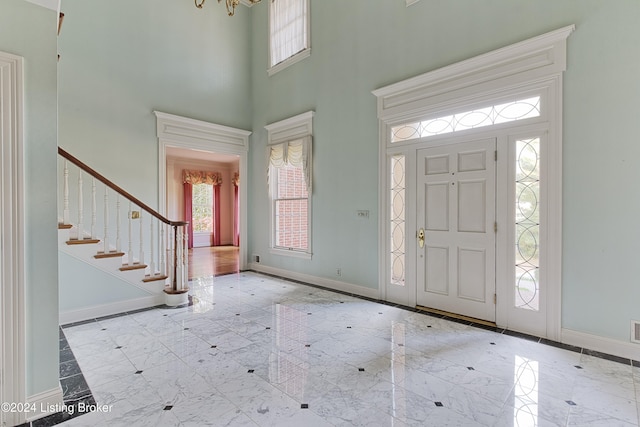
[[562, 328, 640, 361], [25, 385, 64, 422], [248, 263, 380, 300], [60, 295, 165, 325]]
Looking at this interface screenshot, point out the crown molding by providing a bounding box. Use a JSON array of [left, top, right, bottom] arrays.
[[23, 0, 59, 12]]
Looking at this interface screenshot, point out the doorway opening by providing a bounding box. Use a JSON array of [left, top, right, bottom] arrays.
[[154, 111, 251, 276]]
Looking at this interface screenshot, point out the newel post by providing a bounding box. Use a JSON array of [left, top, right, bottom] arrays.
[[164, 221, 189, 306]]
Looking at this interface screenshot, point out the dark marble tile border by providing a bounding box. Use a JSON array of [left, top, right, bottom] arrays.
[[247, 269, 640, 368], [60, 304, 165, 329], [20, 330, 97, 426]]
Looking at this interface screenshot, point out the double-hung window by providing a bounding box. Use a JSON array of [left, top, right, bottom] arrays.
[[266, 111, 314, 259], [268, 0, 310, 75]]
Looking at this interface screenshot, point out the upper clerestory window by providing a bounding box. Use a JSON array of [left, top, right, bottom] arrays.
[[268, 0, 310, 76]]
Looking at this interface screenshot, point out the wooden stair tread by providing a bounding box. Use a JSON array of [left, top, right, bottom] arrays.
[[142, 274, 168, 283], [66, 238, 100, 245], [58, 223, 73, 229], [94, 251, 125, 259], [119, 263, 147, 272]]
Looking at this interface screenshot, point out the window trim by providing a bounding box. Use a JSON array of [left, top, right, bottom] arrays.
[[270, 163, 311, 258], [267, 0, 311, 76], [265, 111, 315, 259]]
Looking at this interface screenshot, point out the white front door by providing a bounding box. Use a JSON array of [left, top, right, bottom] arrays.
[[416, 138, 496, 322]]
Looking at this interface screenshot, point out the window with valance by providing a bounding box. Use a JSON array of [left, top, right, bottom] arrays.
[[182, 170, 223, 248], [265, 111, 314, 259]]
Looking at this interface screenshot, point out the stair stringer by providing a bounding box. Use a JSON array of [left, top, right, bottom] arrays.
[[58, 227, 169, 293]]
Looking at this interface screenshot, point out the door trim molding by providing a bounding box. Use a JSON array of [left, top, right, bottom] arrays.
[[154, 111, 251, 270], [373, 26, 574, 340], [0, 50, 27, 427]]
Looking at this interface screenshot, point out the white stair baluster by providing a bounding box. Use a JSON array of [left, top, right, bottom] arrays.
[[116, 195, 121, 252], [91, 178, 97, 239], [160, 223, 166, 277], [139, 211, 144, 266], [77, 170, 84, 240], [63, 160, 70, 225], [127, 201, 133, 265], [103, 188, 109, 254], [149, 218, 155, 276]]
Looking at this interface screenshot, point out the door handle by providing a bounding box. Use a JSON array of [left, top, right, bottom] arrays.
[[418, 228, 425, 248]]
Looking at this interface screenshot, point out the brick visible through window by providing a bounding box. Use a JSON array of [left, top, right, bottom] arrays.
[[274, 164, 308, 251]]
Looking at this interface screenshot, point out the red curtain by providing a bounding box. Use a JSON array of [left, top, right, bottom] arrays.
[[183, 182, 193, 249], [213, 184, 221, 246], [233, 183, 240, 246]]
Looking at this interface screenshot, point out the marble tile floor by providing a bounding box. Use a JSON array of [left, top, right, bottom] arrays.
[[50, 272, 639, 426]]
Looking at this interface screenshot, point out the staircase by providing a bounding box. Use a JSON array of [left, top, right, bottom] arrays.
[[58, 147, 189, 322]]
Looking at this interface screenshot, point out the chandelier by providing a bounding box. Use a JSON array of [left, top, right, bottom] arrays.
[[194, 0, 261, 17]]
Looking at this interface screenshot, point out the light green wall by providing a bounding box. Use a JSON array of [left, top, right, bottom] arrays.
[[58, 0, 253, 206], [248, 1, 640, 343], [0, 0, 59, 397], [59, 252, 151, 312]]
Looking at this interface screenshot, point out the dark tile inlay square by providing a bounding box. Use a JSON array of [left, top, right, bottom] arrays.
[[427, 325, 432, 328], [236, 313, 240, 316], [566, 400, 577, 406], [305, 344, 311, 347], [115, 346, 123, 349], [347, 326, 352, 329], [467, 367, 475, 370], [211, 345, 217, 348], [135, 370, 143, 374], [358, 368, 365, 372], [574, 365, 583, 369], [435, 402, 444, 407], [301, 404, 309, 409], [184, 328, 189, 330], [248, 369, 255, 373], [164, 405, 173, 411], [490, 342, 496, 345], [398, 343, 404, 347], [266, 327, 271, 330]]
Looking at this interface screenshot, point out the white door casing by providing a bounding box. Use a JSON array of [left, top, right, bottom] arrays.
[[154, 112, 251, 270], [0, 50, 26, 427], [416, 138, 496, 322], [373, 26, 573, 340]]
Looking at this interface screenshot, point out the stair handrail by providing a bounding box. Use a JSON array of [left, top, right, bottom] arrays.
[[58, 146, 188, 293], [58, 147, 186, 228]]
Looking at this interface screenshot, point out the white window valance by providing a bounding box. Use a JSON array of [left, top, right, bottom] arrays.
[[268, 136, 312, 192]]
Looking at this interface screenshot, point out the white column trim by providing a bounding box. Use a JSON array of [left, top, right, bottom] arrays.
[[154, 111, 251, 270], [0, 50, 27, 427]]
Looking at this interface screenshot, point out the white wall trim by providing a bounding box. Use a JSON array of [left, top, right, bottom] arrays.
[[154, 111, 251, 270], [25, 385, 64, 423], [264, 110, 314, 145], [59, 295, 165, 325], [372, 25, 575, 124], [23, 0, 59, 12], [0, 50, 26, 427], [248, 263, 380, 300], [562, 328, 640, 362]]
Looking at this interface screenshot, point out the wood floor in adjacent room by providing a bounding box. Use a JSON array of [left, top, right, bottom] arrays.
[[188, 245, 239, 279]]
